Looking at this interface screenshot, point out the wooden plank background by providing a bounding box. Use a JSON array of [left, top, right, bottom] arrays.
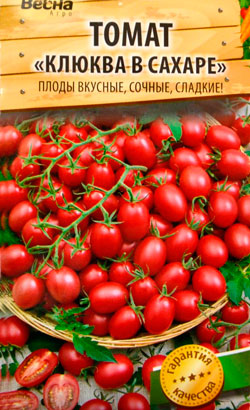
[[0, 60, 249, 111], [0, 0, 240, 40], [0, 26, 242, 75]]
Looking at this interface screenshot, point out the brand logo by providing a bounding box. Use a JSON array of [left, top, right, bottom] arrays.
[[21, 0, 73, 10], [160, 345, 224, 407]]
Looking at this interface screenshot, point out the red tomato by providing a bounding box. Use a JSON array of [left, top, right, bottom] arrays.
[[109, 306, 141, 339], [73, 143, 96, 167], [196, 316, 225, 343], [107, 142, 125, 170], [89, 282, 128, 314], [192, 266, 226, 302], [83, 190, 119, 220], [80, 399, 112, 410], [150, 118, 172, 148], [115, 167, 143, 191], [180, 166, 212, 200], [0, 126, 23, 157], [238, 195, 250, 226], [43, 373, 80, 410], [0, 390, 39, 410], [154, 184, 187, 222], [130, 276, 158, 306], [165, 224, 198, 262], [22, 217, 56, 247], [117, 240, 138, 258], [149, 214, 173, 236], [196, 235, 228, 268], [208, 191, 238, 228], [85, 162, 115, 190], [12, 273, 45, 309], [58, 158, 86, 187], [144, 294, 175, 334], [40, 143, 65, 173], [30, 116, 55, 137], [0, 316, 30, 347], [118, 202, 150, 242], [118, 393, 150, 410], [199, 343, 219, 354], [120, 186, 154, 210], [142, 354, 166, 391], [233, 117, 250, 146], [1, 245, 34, 278], [134, 236, 167, 276], [193, 143, 213, 170], [59, 123, 87, 149], [185, 203, 209, 232], [221, 301, 249, 325], [10, 156, 40, 182], [79, 264, 108, 294], [63, 238, 92, 271], [9, 201, 37, 233], [18, 133, 44, 156], [230, 333, 250, 350], [90, 223, 122, 259], [94, 354, 134, 389], [217, 149, 250, 181], [124, 132, 156, 169], [155, 262, 190, 293], [211, 179, 241, 200], [15, 348, 58, 387], [109, 261, 134, 286], [43, 182, 73, 213], [82, 308, 110, 336], [169, 148, 201, 173], [181, 116, 206, 147], [174, 290, 201, 322], [59, 342, 93, 376], [237, 404, 250, 410], [145, 168, 176, 189], [57, 201, 89, 233], [0, 180, 27, 212], [224, 223, 250, 259], [206, 125, 241, 151], [46, 267, 81, 304]]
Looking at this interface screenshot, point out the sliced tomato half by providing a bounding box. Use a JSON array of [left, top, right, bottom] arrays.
[[15, 348, 58, 388], [0, 390, 39, 410]]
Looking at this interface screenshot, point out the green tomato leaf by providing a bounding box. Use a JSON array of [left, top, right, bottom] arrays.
[[162, 113, 182, 142], [73, 334, 117, 363], [1, 364, 7, 378], [9, 362, 18, 376], [138, 110, 159, 125], [226, 278, 244, 305], [243, 277, 250, 299], [0, 221, 22, 246]]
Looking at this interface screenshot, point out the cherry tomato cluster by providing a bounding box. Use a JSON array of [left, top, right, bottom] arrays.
[[0, 107, 250, 345]]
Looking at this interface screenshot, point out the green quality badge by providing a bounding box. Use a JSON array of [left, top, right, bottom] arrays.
[[160, 344, 224, 407]]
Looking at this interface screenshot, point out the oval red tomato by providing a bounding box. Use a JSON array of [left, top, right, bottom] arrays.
[[94, 354, 133, 389], [89, 282, 128, 314], [59, 342, 93, 376], [192, 266, 226, 302], [12, 273, 45, 309]]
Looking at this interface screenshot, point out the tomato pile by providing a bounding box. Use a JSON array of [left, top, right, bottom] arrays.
[[0, 106, 250, 346]]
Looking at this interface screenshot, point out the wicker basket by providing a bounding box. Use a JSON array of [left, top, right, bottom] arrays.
[[0, 280, 228, 348]]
